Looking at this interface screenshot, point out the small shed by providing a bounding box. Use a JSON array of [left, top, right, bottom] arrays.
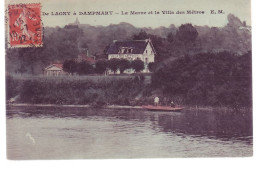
[[44, 64, 66, 76]]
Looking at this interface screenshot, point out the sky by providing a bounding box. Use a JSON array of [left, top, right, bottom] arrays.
[[5, 0, 251, 28]]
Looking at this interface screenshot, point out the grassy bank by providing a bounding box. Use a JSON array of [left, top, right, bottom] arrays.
[[6, 74, 252, 111], [6, 74, 154, 106]]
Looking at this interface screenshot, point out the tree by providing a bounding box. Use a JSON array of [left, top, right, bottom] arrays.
[[6, 15, 251, 76], [131, 59, 144, 73], [78, 38, 89, 54], [76, 61, 93, 75], [16, 47, 44, 74], [148, 62, 156, 72], [176, 24, 198, 54], [95, 59, 108, 74], [49, 26, 83, 61], [132, 30, 149, 40], [167, 32, 174, 43], [108, 58, 120, 74], [151, 52, 252, 107], [176, 24, 198, 43], [118, 58, 131, 74], [63, 59, 77, 74]]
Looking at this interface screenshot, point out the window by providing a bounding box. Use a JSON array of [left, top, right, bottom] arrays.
[[125, 48, 133, 54], [145, 58, 148, 64], [119, 48, 126, 54]]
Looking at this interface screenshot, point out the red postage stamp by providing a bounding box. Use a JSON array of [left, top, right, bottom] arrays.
[[8, 3, 43, 48]]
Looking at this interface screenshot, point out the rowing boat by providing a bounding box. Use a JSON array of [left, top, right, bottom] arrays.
[[141, 105, 184, 112]]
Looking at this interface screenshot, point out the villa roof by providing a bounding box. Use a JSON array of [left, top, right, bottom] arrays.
[[106, 39, 156, 54], [78, 54, 96, 64], [45, 64, 63, 70]]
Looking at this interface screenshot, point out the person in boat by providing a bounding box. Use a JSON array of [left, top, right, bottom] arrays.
[[154, 96, 159, 106], [170, 101, 175, 107]]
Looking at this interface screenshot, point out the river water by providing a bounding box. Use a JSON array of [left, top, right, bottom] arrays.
[[6, 106, 252, 159]]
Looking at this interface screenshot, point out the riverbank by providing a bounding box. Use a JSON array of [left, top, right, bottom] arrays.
[[7, 103, 142, 110], [6, 103, 251, 113], [6, 74, 252, 111], [6, 74, 151, 106]]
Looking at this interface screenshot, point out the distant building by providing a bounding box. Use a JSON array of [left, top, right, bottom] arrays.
[[69, 17, 80, 26], [44, 64, 66, 76], [44, 53, 96, 76], [76, 54, 96, 66], [106, 39, 156, 73]]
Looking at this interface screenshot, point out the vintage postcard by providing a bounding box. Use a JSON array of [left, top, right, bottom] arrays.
[[5, 0, 252, 159]]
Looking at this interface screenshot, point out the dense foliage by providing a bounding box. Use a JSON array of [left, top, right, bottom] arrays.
[[118, 58, 131, 74], [152, 52, 252, 108], [7, 50, 252, 109], [108, 58, 120, 74], [95, 59, 108, 74], [63, 59, 77, 74], [148, 62, 156, 72], [63, 58, 148, 74], [5, 14, 252, 109], [175, 24, 198, 53], [131, 59, 145, 73], [76, 61, 94, 75], [6, 76, 146, 106], [6, 14, 251, 75], [63, 59, 93, 75]]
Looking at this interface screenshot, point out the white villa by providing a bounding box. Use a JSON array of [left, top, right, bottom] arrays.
[[106, 39, 156, 73]]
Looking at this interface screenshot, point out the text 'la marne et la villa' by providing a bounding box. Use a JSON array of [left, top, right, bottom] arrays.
[[50, 10, 205, 16]]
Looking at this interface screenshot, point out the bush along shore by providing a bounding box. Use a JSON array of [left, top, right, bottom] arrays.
[[6, 75, 154, 107], [6, 51, 252, 110]]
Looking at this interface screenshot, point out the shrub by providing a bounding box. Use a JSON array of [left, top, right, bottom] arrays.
[[108, 58, 120, 74], [6, 75, 18, 100], [118, 58, 131, 74], [63, 59, 77, 74], [131, 59, 144, 73], [11, 76, 148, 105], [152, 51, 252, 107], [95, 59, 108, 74], [148, 62, 156, 72], [76, 61, 94, 75]]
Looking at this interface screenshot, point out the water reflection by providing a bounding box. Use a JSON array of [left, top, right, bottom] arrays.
[[7, 106, 253, 143], [156, 111, 252, 144], [6, 105, 253, 159]]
